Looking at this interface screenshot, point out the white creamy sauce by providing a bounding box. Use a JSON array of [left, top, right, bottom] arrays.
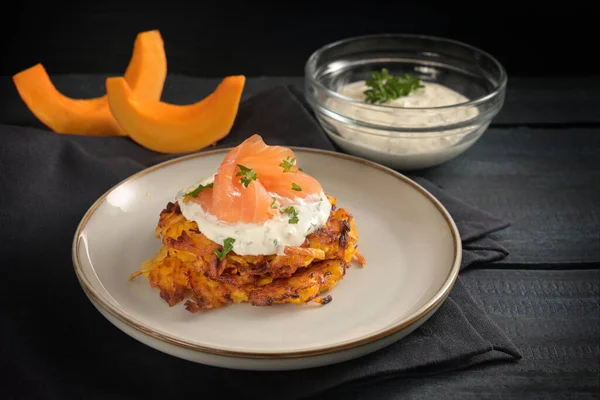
[[340, 80, 470, 110], [325, 81, 481, 156], [176, 176, 332, 256]]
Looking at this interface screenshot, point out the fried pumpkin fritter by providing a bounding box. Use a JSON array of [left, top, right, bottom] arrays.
[[130, 195, 365, 312]]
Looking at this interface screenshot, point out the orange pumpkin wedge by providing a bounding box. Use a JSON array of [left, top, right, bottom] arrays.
[[12, 30, 167, 136], [123, 30, 167, 101], [106, 75, 245, 153]]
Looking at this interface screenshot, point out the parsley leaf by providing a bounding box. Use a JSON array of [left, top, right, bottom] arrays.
[[279, 156, 296, 173], [363, 68, 424, 104], [281, 206, 299, 224], [214, 237, 235, 260], [236, 164, 257, 188], [291, 183, 302, 191], [270, 196, 277, 209], [184, 182, 214, 198]]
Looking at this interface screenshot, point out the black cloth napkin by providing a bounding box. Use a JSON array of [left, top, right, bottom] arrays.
[[0, 85, 521, 400]]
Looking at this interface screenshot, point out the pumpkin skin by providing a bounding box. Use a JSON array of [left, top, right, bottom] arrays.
[[12, 30, 167, 136], [106, 75, 245, 153]]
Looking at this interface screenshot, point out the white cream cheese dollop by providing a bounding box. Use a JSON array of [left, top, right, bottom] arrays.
[[176, 176, 332, 256]]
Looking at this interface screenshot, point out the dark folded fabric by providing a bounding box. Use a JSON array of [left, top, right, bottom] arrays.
[[0, 85, 520, 400]]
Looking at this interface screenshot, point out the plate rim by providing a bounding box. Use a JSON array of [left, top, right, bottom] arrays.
[[72, 147, 462, 359]]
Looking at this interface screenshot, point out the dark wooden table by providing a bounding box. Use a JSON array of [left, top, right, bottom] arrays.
[[1, 75, 598, 399]]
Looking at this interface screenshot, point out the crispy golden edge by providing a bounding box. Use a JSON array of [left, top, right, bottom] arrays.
[[184, 259, 347, 312], [130, 195, 365, 312]]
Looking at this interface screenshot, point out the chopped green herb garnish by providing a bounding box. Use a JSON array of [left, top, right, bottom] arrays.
[[273, 239, 279, 247], [214, 237, 235, 260], [236, 164, 257, 188], [364, 68, 424, 104], [270, 196, 277, 209], [281, 206, 299, 224], [298, 167, 304, 172], [291, 183, 302, 192], [184, 182, 214, 198], [279, 156, 296, 173]]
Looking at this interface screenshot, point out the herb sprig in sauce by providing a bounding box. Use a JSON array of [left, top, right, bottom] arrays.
[[364, 68, 424, 104]]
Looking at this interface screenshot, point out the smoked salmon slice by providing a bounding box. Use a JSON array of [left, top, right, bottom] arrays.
[[235, 135, 322, 199], [245, 169, 322, 200], [188, 134, 324, 224]]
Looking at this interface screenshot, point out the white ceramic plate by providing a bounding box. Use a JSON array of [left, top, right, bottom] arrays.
[[72, 148, 461, 371]]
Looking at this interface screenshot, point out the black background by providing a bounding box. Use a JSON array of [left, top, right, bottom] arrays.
[[1, 3, 597, 78]]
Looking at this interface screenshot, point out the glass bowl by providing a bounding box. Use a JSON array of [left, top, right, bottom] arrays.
[[304, 34, 507, 170]]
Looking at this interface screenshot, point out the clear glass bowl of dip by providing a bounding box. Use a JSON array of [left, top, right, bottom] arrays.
[[304, 34, 507, 170]]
